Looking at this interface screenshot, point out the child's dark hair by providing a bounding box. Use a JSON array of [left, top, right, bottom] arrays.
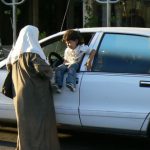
[[62, 29, 84, 44]]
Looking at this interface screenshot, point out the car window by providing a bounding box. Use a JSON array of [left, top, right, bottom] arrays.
[[92, 33, 150, 74], [41, 35, 66, 58], [41, 32, 95, 58], [82, 32, 95, 45], [0, 50, 4, 61], [1, 65, 6, 69]]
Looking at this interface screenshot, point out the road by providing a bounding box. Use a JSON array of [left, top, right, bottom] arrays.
[[0, 127, 150, 150]]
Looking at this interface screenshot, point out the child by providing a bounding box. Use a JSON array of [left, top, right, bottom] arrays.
[[54, 29, 95, 93]]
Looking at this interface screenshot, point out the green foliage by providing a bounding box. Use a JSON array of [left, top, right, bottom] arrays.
[[84, 1, 98, 27], [4, 8, 21, 22], [4, 10, 11, 15], [39, 31, 46, 39], [84, 15, 98, 27]]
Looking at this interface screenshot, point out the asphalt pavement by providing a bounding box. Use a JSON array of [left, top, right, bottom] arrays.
[[1, 127, 150, 150]]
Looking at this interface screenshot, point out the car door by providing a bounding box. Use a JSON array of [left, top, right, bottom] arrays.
[[41, 32, 95, 126], [79, 33, 150, 131], [0, 60, 16, 122]]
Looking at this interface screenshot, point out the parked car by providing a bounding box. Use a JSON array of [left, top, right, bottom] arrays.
[[0, 47, 5, 61], [1, 27, 150, 137]]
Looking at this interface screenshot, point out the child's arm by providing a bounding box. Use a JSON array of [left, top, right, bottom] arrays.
[[85, 49, 96, 71]]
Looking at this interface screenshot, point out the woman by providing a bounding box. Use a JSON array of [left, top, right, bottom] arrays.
[[6, 25, 60, 150]]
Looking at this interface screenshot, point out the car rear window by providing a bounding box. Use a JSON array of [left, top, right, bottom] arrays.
[[92, 33, 150, 74]]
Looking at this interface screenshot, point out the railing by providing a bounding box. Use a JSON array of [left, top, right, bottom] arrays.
[[95, 0, 121, 27], [0, 0, 26, 45]]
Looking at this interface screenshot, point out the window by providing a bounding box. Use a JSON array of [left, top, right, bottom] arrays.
[[92, 33, 150, 74], [41, 35, 65, 58], [41, 32, 95, 58]]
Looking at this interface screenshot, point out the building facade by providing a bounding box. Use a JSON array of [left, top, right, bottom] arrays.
[[0, 0, 150, 45]]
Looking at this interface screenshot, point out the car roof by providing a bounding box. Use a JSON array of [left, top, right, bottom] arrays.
[[0, 58, 7, 68], [39, 27, 150, 44], [2, 27, 150, 68], [79, 27, 150, 35]]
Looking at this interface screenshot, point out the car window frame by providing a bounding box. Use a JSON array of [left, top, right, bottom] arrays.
[[91, 32, 150, 75]]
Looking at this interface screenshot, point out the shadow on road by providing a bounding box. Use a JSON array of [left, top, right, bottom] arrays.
[[1, 127, 150, 150], [59, 131, 150, 150], [0, 141, 16, 148]]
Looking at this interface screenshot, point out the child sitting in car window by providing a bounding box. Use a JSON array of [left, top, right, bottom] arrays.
[[54, 29, 95, 93]]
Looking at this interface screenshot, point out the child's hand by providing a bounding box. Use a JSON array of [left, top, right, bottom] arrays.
[[85, 61, 92, 71], [63, 59, 68, 64]]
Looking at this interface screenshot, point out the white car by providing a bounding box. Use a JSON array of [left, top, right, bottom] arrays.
[[1, 27, 150, 137]]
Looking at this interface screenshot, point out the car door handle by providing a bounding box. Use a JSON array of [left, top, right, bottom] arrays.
[[139, 81, 150, 87]]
